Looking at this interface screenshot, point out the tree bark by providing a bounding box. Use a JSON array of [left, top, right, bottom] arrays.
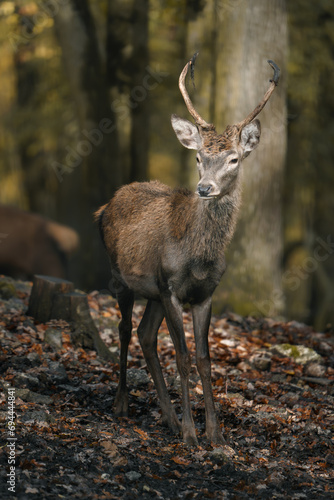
[[27, 275, 74, 323], [129, 0, 150, 182], [53, 0, 121, 290], [213, 0, 287, 318], [285, 1, 334, 330]]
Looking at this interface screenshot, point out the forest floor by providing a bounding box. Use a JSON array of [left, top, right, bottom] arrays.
[[0, 276, 334, 499]]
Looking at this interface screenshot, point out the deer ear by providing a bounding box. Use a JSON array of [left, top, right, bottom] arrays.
[[239, 119, 261, 158], [171, 114, 202, 150]]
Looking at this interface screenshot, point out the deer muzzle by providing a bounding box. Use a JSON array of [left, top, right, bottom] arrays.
[[197, 184, 215, 198]]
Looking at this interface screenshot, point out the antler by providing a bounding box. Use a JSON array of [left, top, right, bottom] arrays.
[[179, 53, 214, 130], [235, 60, 280, 130]]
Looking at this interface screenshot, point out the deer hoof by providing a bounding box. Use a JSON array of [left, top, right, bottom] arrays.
[[114, 388, 128, 417], [206, 429, 225, 445], [183, 432, 198, 447], [162, 412, 182, 435], [114, 408, 128, 417]]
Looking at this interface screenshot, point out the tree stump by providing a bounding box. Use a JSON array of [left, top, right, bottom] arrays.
[[51, 291, 115, 360], [51, 290, 90, 323], [27, 275, 74, 323], [27, 275, 115, 361]]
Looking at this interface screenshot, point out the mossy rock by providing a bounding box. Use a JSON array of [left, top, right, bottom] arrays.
[[270, 344, 322, 365], [0, 281, 16, 300]]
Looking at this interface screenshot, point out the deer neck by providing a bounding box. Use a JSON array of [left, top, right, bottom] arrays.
[[196, 176, 241, 247]]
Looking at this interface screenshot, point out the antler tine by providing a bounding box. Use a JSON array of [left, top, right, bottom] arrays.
[[236, 60, 280, 130], [179, 53, 213, 130]]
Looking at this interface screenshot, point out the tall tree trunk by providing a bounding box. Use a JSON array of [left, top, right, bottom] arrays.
[[213, 0, 288, 317], [106, 0, 149, 184], [13, 26, 50, 215], [129, 0, 149, 182], [149, 0, 204, 188], [286, 1, 334, 330], [54, 0, 121, 290]]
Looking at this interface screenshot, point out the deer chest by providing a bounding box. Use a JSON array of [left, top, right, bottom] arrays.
[[163, 255, 226, 305]]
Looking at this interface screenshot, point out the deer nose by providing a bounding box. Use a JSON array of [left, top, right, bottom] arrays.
[[197, 184, 212, 197]]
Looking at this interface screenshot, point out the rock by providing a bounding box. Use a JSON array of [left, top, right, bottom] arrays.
[[301, 377, 333, 386], [244, 381, 255, 399], [229, 368, 242, 376], [210, 446, 234, 463], [20, 410, 55, 423], [244, 390, 255, 401], [10, 356, 32, 369], [20, 319, 37, 334], [227, 312, 244, 324], [304, 362, 326, 378], [15, 388, 52, 405], [47, 361, 69, 384], [279, 391, 300, 408], [318, 341, 333, 355], [254, 357, 271, 371], [15, 373, 40, 389], [127, 368, 150, 387], [250, 352, 272, 371], [27, 352, 42, 366], [58, 384, 82, 394], [90, 359, 102, 366], [44, 328, 63, 350], [287, 320, 309, 330], [270, 344, 322, 365], [101, 473, 111, 480], [125, 471, 141, 481]]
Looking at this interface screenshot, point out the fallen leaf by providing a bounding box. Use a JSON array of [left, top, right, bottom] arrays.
[[101, 441, 118, 458], [134, 426, 149, 440], [172, 456, 191, 466]]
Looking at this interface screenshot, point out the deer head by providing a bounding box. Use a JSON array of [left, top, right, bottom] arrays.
[[171, 54, 280, 199]]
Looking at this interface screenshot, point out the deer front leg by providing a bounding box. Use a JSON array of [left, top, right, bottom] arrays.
[[192, 298, 224, 444], [137, 300, 181, 435], [162, 294, 198, 446]]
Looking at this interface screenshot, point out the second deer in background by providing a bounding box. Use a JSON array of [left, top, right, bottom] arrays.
[[96, 54, 280, 445]]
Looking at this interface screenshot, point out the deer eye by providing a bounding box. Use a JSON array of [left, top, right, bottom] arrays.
[[229, 158, 238, 164], [196, 155, 201, 164]]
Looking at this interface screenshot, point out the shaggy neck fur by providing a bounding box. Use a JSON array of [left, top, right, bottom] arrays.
[[169, 175, 242, 259]]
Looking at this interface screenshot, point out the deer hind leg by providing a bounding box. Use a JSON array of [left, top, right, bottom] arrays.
[[114, 287, 134, 417], [192, 298, 224, 444], [137, 300, 181, 435], [162, 295, 198, 446]]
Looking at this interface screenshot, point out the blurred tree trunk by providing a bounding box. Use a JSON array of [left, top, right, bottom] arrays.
[[129, 0, 149, 182], [149, 0, 206, 188], [54, 0, 121, 290], [13, 21, 50, 214], [14, 45, 42, 212], [106, 0, 150, 184], [212, 0, 287, 318], [285, 1, 334, 330]]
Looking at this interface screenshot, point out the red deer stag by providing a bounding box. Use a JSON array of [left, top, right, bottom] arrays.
[[96, 55, 280, 445]]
